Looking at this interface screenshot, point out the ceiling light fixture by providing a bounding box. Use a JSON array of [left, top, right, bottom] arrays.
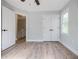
[[35, 0, 40, 5], [20, 0, 40, 5], [21, 0, 25, 2]]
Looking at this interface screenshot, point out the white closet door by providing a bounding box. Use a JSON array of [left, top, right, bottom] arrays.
[[2, 6, 16, 50], [51, 15, 59, 41], [42, 15, 59, 41], [43, 16, 51, 41]]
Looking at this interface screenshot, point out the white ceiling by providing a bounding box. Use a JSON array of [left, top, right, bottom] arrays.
[[4, 0, 70, 11]]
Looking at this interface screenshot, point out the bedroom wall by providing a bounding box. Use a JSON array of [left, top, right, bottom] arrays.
[[60, 0, 78, 55], [27, 12, 43, 41], [27, 12, 60, 41]]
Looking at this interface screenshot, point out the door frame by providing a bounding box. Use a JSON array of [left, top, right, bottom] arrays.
[[15, 13, 29, 42]]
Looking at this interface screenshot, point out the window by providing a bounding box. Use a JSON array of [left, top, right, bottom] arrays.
[[61, 12, 69, 34]]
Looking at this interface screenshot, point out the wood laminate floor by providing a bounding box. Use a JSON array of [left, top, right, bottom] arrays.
[[1, 40, 78, 59]]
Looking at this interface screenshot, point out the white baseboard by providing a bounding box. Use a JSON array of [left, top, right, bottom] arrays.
[[27, 39, 60, 42], [59, 41, 78, 55], [27, 39, 44, 42]]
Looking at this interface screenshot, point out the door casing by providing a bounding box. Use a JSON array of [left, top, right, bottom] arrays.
[[15, 13, 29, 42]]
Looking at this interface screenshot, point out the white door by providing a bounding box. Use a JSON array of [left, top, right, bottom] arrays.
[[42, 15, 59, 41], [2, 6, 16, 51], [43, 16, 51, 41], [51, 15, 59, 41]]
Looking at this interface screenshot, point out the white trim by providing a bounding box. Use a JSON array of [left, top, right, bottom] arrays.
[[60, 41, 78, 55], [15, 14, 17, 40], [27, 39, 60, 42], [26, 14, 29, 42], [27, 39, 44, 42], [43, 39, 59, 41]]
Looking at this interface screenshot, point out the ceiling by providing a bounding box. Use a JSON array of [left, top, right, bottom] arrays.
[[4, 0, 70, 11]]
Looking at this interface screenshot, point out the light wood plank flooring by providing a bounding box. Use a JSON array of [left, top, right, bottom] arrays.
[[1, 41, 78, 59]]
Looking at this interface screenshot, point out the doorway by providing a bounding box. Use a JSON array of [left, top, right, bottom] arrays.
[[16, 14, 26, 44]]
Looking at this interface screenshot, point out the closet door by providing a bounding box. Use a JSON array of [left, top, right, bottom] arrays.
[[42, 15, 59, 41], [43, 16, 51, 41], [2, 6, 16, 50]]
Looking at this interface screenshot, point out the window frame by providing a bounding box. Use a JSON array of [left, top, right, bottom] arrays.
[[61, 8, 69, 34]]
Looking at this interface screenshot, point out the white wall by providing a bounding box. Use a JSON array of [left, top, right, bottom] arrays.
[[60, 0, 78, 55], [27, 12, 60, 41], [27, 12, 42, 41]]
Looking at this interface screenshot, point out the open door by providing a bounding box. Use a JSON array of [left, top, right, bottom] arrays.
[[2, 6, 16, 51], [16, 14, 26, 43]]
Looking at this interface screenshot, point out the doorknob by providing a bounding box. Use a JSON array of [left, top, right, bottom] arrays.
[[49, 29, 53, 31], [2, 29, 8, 31]]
